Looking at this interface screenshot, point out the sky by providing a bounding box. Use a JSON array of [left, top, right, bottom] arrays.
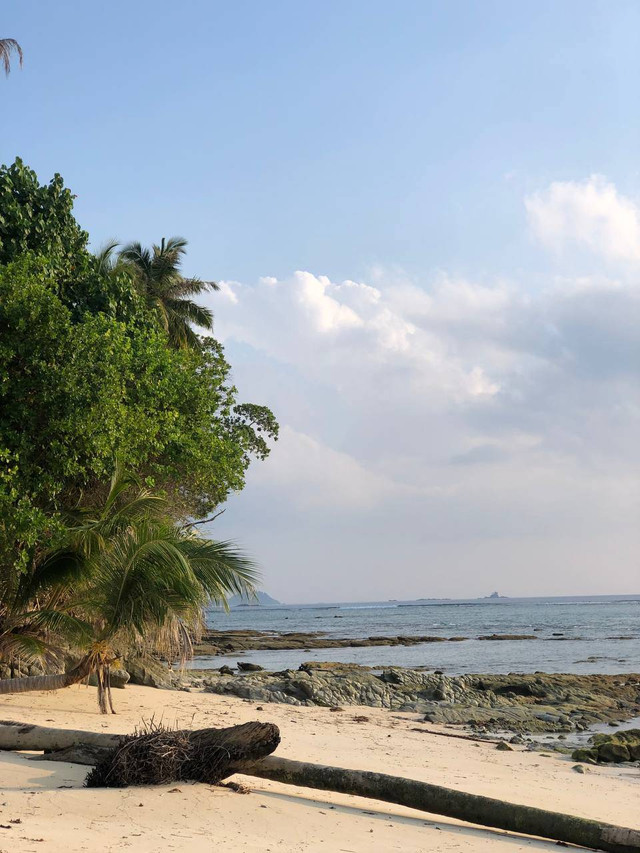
[[3, 1, 640, 602]]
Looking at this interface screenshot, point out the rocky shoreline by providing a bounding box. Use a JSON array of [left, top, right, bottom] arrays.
[[143, 661, 640, 737], [193, 628, 581, 656]]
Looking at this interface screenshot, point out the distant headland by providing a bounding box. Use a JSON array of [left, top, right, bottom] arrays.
[[228, 591, 281, 607]]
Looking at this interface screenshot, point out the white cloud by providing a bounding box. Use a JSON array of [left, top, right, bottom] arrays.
[[210, 177, 640, 600], [216, 270, 502, 410], [525, 175, 640, 264]]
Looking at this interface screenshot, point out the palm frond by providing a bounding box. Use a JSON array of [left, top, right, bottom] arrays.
[[0, 39, 23, 76], [116, 237, 214, 349], [157, 236, 188, 255], [24, 609, 93, 645], [168, 276, 219, 297], [119, 242, 153, 281], [0, 632, 49, 664], [89, 523, 204, 639], [177, 537, 258, 605], [18, 548, 86, 603], [165, 297, 213, 329], [166, 317, 202, 350], [94, 239, 121, 274]]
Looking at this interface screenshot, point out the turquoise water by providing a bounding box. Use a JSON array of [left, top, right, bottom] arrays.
[[196, 595, 640, 674]]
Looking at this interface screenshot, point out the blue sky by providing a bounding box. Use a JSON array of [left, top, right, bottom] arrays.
[[4, 1, 640, 282], [3, 2, 640, 601]]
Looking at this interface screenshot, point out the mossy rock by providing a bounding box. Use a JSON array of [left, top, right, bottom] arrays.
[[597, 742, 631, 763], [571, 748, 598, 764], [591, 728, 640, 762]]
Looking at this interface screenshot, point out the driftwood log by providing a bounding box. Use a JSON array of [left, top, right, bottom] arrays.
[[0, 719, 280, 784], [0, 721, 638, 853]]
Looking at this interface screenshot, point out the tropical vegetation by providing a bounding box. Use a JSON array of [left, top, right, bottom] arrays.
[[119, 236, 218, 350], [0, 159, 277, 710]]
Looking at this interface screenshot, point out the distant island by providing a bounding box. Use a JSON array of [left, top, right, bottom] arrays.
[[485, 592, 508, 600], [228, 591, 281, 607]]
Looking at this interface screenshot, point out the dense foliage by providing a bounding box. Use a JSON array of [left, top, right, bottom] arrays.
[[0, 468, 257, 711], [0, 159, 277, 680]]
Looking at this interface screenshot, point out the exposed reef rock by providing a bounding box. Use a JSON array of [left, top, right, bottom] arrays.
[[191, 663, 640, 733], [193, 629, 553, 656]]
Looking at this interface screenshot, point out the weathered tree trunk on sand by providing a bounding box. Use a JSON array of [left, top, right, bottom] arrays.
[[247, 756, 640, 853], [0, 657, 93, 696], [0, 720, 281, 787], [0, 719, 121, 751], [0, 722, 638, 853]]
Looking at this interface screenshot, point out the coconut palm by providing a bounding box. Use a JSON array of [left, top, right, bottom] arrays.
[[119, 237, 218, 349], [0, 468, 256, 712], [0, 39, 22, 76]]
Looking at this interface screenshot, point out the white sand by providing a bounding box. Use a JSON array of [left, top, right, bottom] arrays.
[[0, 683, 637, 852]]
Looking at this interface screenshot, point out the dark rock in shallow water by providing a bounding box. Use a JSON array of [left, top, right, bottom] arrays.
[[477, 634, 538, 641], [237, 662, 264, 672]]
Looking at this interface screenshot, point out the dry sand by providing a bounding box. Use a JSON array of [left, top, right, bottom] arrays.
[[0, 683, 637, 852]]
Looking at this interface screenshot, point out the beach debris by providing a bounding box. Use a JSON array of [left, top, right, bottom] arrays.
[[221, 781, 251, 794], [84, 720, 280, 788], [3, 719, 640, 853]]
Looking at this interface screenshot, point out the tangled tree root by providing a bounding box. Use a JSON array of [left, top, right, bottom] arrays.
[[85, 720, 280, 788]]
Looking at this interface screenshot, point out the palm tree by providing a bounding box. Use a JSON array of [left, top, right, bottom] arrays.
[[119, 237, 218, 349], [1, 39, 22, 76], [0, 468, 256, 712]]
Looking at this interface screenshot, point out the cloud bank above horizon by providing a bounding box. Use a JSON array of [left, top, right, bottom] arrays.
[[210, 176, 640, 603]]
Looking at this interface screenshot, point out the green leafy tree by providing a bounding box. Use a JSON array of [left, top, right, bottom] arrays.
[[0, 39, 22, 76], [0, 159, 142, 319], [0, 258, 277, 575], [0, 158, 88, 274], [0, 161, 277, 691], [119, 237, 218, 349], [0, 468, 256, 712]]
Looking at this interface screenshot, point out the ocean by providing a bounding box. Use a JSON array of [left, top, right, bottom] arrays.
[[195, 595, 640, 675]]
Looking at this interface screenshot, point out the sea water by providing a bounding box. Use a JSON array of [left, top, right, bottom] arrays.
[[193, 595, 640, 675]]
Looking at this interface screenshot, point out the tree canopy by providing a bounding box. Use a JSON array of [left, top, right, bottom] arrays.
[[0, 159, 278, 581]]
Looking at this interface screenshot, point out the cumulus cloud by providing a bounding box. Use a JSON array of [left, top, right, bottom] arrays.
[[211, 178, 640, 600], [525, 176, 640, 264]]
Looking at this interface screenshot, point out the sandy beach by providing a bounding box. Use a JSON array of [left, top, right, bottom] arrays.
[[0, 683, 637, 852]]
